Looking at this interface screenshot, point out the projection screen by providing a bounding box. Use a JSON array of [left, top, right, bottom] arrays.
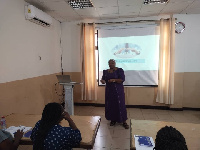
[[98, 26, 160, 86]]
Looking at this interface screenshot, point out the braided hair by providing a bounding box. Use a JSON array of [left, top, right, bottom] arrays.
[[154, 126, 188, 150], [33, 102, 63, 150]]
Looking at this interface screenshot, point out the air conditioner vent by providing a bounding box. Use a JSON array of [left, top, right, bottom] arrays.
[[30, 17, 50, 27], [25, 5, 52, 27]]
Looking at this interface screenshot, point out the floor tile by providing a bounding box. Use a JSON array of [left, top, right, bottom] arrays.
[[129, 113, 144, 120], [127, 108, 142, 114], [183, 110, 200, 115], [154, 109, 170, 114], [107, 124, 124, 131], [143, 113, 159, 120], [169, 110, 184, 115], [156, 114, 175, 121], [100, 116, 109, 124], [141, 109, 156, 114], [97, 126, 114, 137], [111, 137, 130, 149], [93, 136, 112, 148], [112, 128, 130, 138]]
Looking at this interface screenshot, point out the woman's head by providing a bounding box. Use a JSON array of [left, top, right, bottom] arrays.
[[108, 59, 116, 69], [154, 126, 188, 150], [41, 102, 63, 124]]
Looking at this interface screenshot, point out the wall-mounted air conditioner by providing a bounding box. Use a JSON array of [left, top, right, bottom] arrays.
[[25, 5, 52, 27]]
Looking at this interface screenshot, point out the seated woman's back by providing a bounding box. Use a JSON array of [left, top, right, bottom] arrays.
[[30, 102, 82, 150]]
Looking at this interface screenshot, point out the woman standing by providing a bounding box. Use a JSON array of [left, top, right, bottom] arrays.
[[101, 59, 129, 129]]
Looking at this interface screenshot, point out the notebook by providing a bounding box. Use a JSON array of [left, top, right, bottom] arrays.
[[134, 135, 155, 150], [24, 130, 32, 138], [56, 75, 71, 83], [137, 136, 153, 146]]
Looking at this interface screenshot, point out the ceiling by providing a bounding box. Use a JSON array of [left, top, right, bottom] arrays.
[[24, 0, 200, 23]]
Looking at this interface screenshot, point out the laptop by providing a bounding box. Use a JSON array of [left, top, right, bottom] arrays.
[[56, 75, 71, 83]]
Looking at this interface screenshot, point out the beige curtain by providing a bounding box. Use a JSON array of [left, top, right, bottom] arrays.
[[156, 18, 175, 104], [80, 23, 97, 100]]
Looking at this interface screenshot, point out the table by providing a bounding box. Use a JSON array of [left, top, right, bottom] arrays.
[[130, 119, 200, 150], [5, 114, 101, 149]]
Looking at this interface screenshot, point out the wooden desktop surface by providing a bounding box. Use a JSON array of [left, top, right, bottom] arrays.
[[5, 114, 101, 149], [130, 119, 200, 150]]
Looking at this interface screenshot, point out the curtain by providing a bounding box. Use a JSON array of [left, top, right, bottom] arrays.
[[156, 18, 175, 104], [80, 23, 97, 100]]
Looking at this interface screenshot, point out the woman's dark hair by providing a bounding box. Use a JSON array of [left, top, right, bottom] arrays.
[[33, 102, 63, 150], [154, 126, 188, 150], [108, 59, 115, 63]]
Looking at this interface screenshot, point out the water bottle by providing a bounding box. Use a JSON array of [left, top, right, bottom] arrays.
[[0, 116, 6, 130]]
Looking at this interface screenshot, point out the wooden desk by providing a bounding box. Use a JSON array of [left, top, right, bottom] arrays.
[[130, 119, 200, 150], [5, 114, 101, 149]]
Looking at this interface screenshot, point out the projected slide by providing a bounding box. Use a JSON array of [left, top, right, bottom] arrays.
[[98, 27, 159, 86]]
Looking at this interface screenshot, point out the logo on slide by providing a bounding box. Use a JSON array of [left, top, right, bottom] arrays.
[[112, 43, 141, 58]]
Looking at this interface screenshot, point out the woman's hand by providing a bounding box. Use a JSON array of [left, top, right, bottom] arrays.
[[100, 80, 106, 84], [62, 111, 78, 130], [108, 79, 116, 83], [14, 130, 24, 141], [62, 111, 71, 121]]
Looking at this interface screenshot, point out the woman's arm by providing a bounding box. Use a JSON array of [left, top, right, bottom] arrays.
[[63, 112, 78, 130], [0, 138, 13, 150], [108, 79, 123, 83], [13, 130, 23, 149], [101, 70, 106, 84], [0, 130, 23, 150], [100, 79, 106, 84]]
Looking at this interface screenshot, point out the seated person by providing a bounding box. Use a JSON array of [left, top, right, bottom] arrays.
[[31, 102, 82, 150], [154, 126, 188, 150], [0, 129, 23, 150]]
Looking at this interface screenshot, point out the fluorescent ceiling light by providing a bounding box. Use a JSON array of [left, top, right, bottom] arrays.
[[144, 0, 169, 5], [68, 0, 93, 9]]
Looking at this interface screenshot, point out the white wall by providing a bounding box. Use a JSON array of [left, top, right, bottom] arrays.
[[61, 22, 81, 72], [0, 0, 62, 83], [174, 14, 200, 73]]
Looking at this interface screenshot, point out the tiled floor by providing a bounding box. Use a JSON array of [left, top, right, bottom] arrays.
[[18, 106, 200, 150]]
